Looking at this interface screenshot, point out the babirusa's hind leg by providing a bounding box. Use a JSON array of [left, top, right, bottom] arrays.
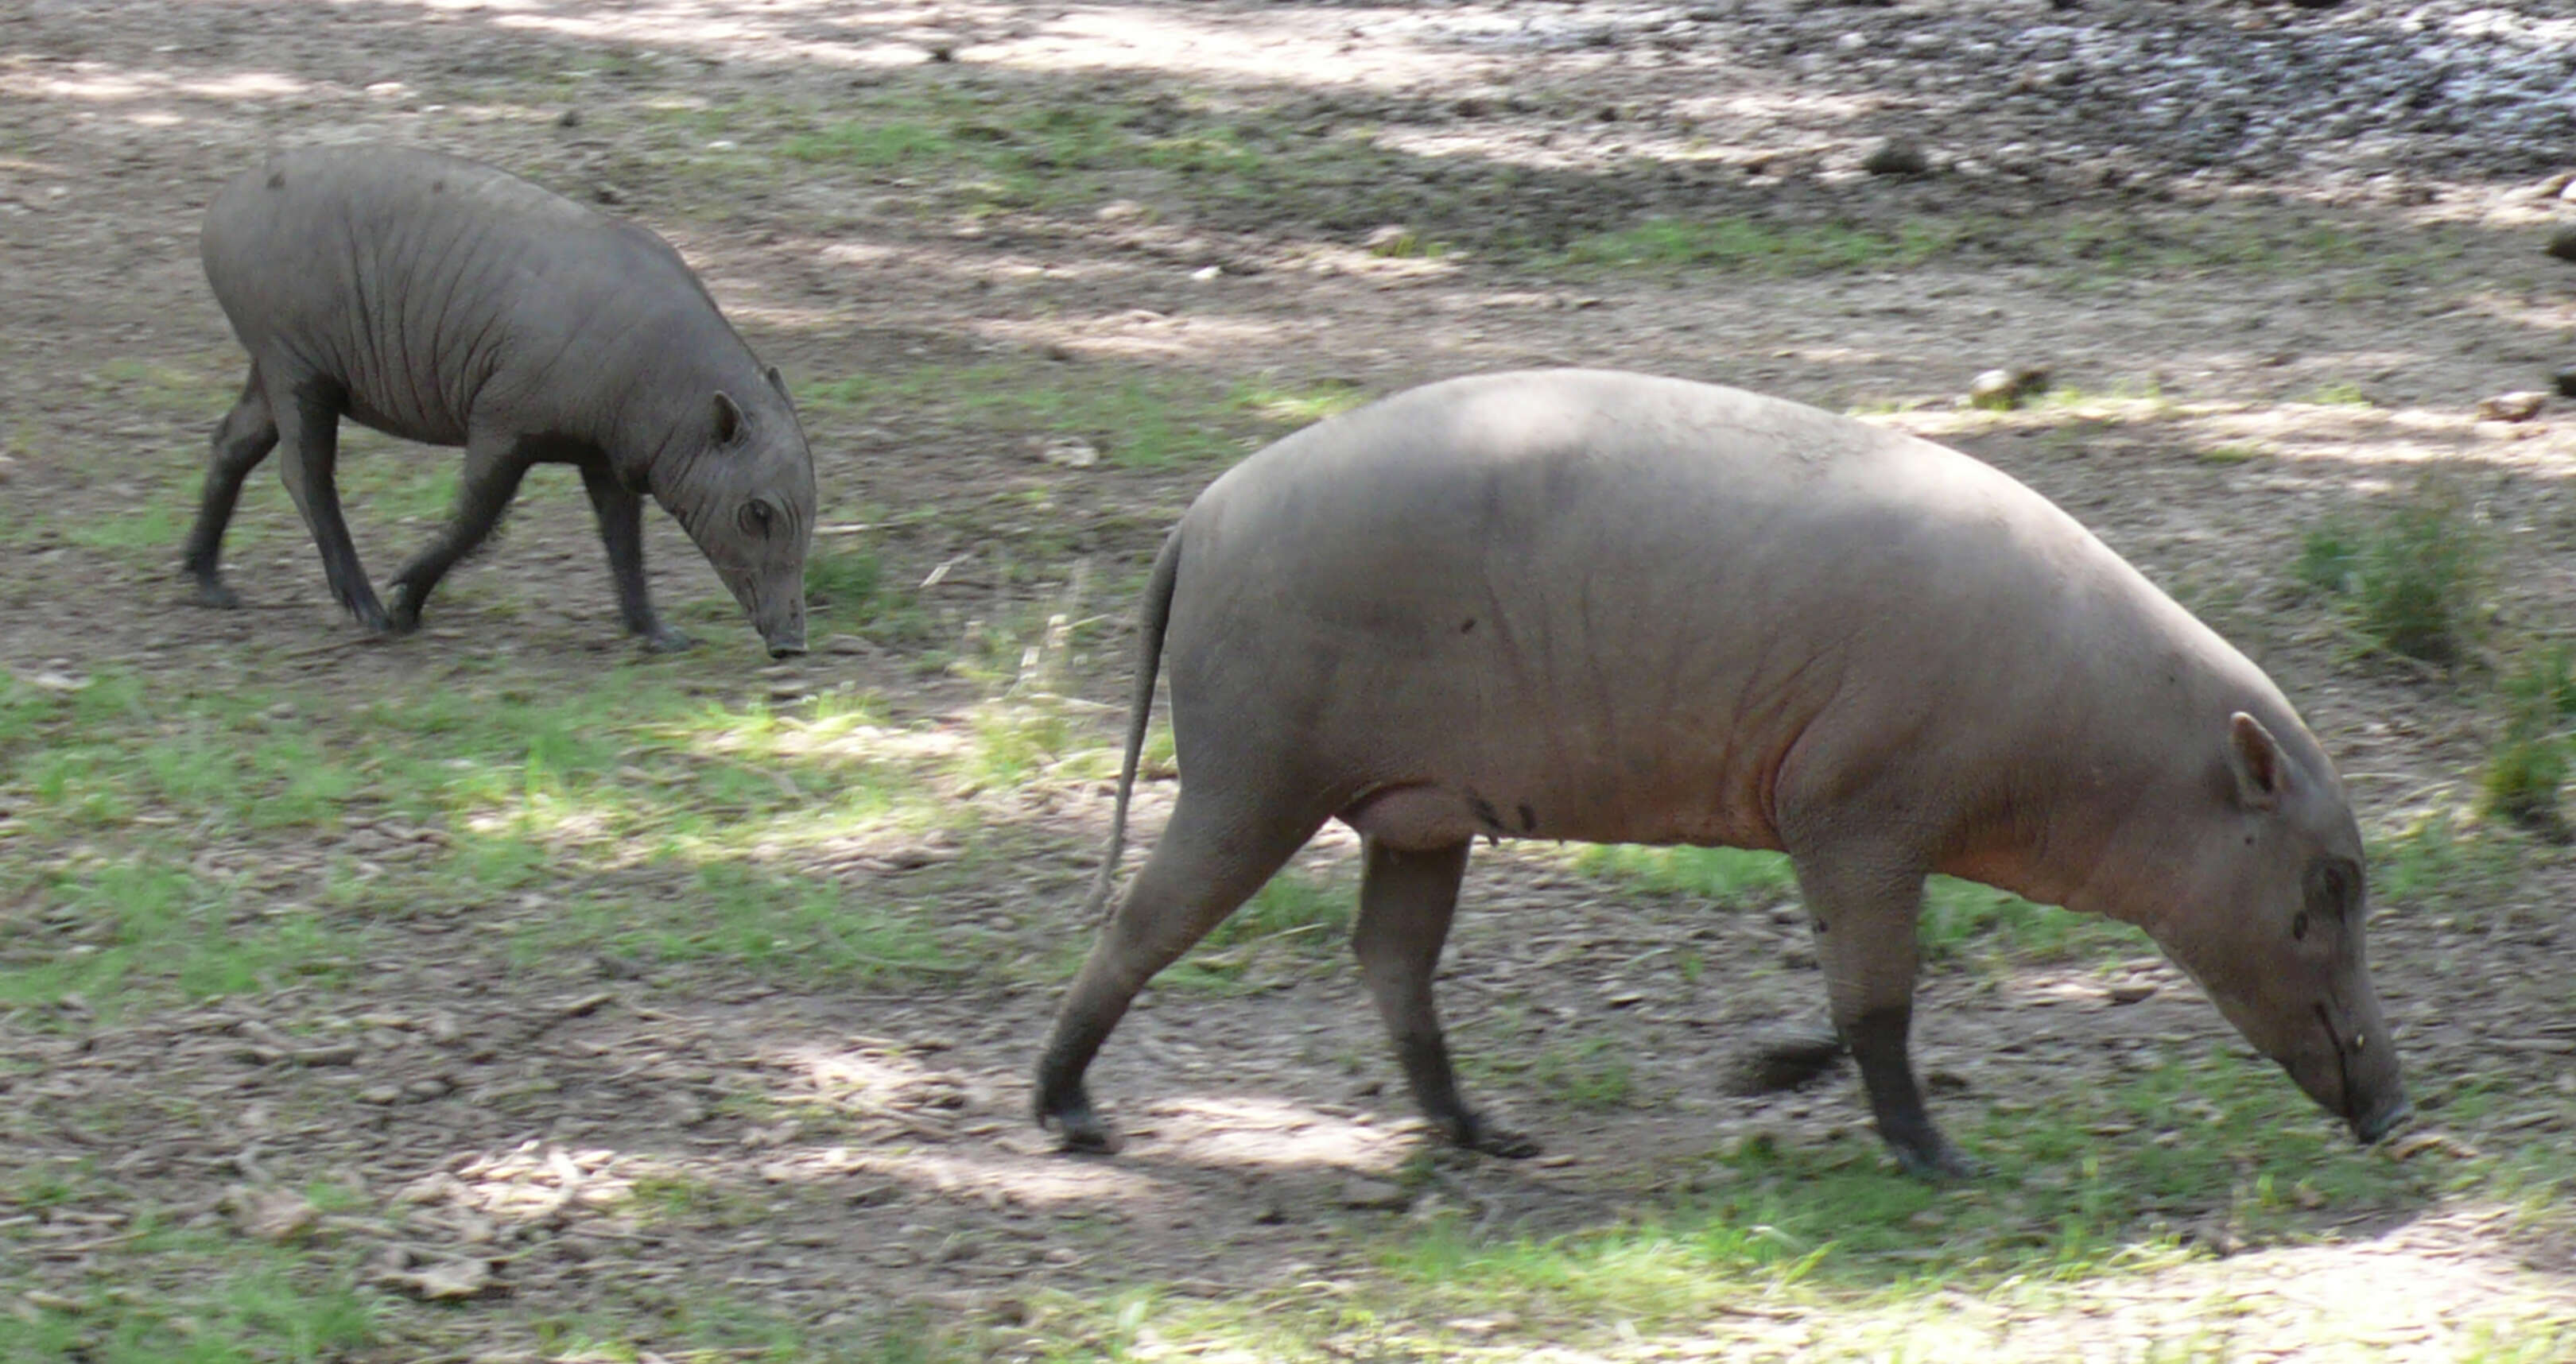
[[266, 376, 387, 632], [1788, 847, 1976, 1180], [1352, 838, 1538, 1157], [181, 368, 279, 608], [1034, 792, 1323, 1152]]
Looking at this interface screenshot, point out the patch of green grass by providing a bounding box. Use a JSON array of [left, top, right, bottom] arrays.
[[1231, 376, 1371, 426], [2481, 644, 2576, 835], [1570, 846, 2143, 964], [0, 850, 354, 1013], [334, 443, 464, 525], [2196, 444, 2264, 465], [0, 1252, 378, 1364], [1564, 216, 1954, 274], [527, 863, 961, 986], [64, 504, 181, 553], [1480, 1035, 1637, 1110], [802, 360, 1362, 469], [2301, 380, 2376, 408], [0, 665, 988, 1009], [96, 355, 235, 420], [2369, 812, 2524, 913], [1165, 869, 1351, 991], [1026, 1034, 2546, 1360], [2295, 478, 2485, 666], [1384, 1041, 2445, 1323], [802, 546, 933, 644]]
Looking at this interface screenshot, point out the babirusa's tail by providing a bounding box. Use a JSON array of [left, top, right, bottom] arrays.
[[1080, 530, 1181, 923]]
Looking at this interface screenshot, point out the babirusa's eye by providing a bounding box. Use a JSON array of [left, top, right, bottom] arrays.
[[737, 499, 776, 538]]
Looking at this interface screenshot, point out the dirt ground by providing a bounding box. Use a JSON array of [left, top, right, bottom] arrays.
[[6, 0, 2576, 1360]]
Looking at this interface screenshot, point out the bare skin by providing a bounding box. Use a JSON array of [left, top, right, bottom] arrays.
[[188, 145, 814, 656], [1035, 369, 2410, 1179]]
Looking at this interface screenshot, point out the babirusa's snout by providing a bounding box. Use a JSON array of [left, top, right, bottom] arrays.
[[2332, 996, 2409, 1145], [2287, 990, 2407, 1147], [711, 563, 805, 657], [2352, 1093, 2412, 1144], [758, 581, 805, 658]]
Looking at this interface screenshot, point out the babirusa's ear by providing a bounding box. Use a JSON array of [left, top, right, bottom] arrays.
[[763, 364, 793, 408], [2227, 711, 2289, 811], [712, 391, 744, 446]]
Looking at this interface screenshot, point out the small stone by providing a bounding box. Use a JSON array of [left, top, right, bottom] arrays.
[[22, 1289, 82, 1313], [1968, 369, 2023, 411], [592, 183, 624, 206], [2388, 1130, 2477, 1161], [423, 1010, 461, 1044], [2548, 225, 2576, 262], [359, 1083, 405, 1105], [1445, 1312, 1521, 1336], [386, 1257, 492, 1300], [2477, 391, 2547, 423], [1038, 436, 1100, 468], [557, 107, 582, 127], [1189, 264, 1222, 282], [1862, 137, 1929, 176], [2555, 365, 2576, 399], [405, 1076, 453, 1101], [0, 454, 15, 484], [229, 1187, 319, 1244], [2106, 981, 2159, 1005], [1337, 1176, 1410, 1211], [1365, 224, 1419, 256]]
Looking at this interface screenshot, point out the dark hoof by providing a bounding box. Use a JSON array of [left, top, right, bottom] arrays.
[[765, 638, 807, 660], [382, 582, 431, 636], [1730, 1030, 1849, 1096], [191, 578, 241, 610], [1453, 1114, 1543, 1160], [641, 626, 697, 654], [1036, 1090, 1121, 1155], [1890, 1140, 1984, 1183]]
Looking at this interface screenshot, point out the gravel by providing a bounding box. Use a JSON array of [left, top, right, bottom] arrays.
[[1418, 0, 2576, 193]]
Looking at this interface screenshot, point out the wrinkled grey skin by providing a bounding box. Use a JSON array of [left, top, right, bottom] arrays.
[[188, 145, 813, 657], [1035, 369, 2410, 1179]]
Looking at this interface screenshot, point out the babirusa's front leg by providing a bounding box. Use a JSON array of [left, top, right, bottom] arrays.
[[579, 460, 692, 651], [1789, 848, 1977, 1180]]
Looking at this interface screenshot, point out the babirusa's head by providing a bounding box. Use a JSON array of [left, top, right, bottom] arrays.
[[660, 366, 816, 657], [2142, 711, 2408, 1145]]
